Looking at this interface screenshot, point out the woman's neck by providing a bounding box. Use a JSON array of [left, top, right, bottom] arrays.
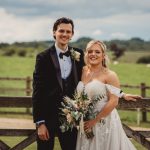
[[89, 65, 103, 73]]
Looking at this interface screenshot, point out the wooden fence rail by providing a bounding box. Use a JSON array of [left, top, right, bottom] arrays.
[[0, 96, 150, 149], [0, 77, 150, 96], [0, 76, 32, 94], [1, 76, 150, 121]]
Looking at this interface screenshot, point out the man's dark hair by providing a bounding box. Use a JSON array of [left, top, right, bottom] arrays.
[[53, 17, 74, 39]]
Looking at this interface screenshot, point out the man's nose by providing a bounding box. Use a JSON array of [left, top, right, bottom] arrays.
[[62, 31, 67, 35]]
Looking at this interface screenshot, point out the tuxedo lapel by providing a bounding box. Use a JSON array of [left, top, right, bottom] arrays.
[[72, 59, 78, 86], [69, 47, 79, 86], [49, 45, 63, 90]]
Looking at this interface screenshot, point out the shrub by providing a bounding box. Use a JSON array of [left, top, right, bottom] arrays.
[[17, 49, 27, 57], [3, 48, 16, 56], [137, 56, 150, 64]]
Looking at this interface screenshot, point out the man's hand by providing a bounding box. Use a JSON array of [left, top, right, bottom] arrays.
[[123, 93, 142, 101], [37, 124, 50, 141]]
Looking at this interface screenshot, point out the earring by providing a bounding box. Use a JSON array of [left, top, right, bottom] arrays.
[[102, 59, 106, 67]]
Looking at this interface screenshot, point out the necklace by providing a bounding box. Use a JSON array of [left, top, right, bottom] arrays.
[[83, 66, 107, 84], [84, 70, 100, 84]]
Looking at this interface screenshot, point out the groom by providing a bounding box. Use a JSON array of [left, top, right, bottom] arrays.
[[32, 17, 140, 150], [32, 17, 84, 150]]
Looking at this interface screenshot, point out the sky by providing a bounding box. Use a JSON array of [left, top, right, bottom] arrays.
[[0, 0, 150, 43]]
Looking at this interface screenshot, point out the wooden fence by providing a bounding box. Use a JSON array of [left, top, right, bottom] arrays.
[[0, 77, 32, 114], [0, 77, 32, 96], [0, 77, 150, 97], [0, 76, 150, 121], [0, 96, 150, 149]]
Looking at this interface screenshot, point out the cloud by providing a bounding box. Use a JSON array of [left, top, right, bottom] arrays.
[[0, 8, 55, 43], [1, 0, 150, 18], [110, 32, 128, 39], [0, 0, 150, 43], [92, 30, 103, 36]]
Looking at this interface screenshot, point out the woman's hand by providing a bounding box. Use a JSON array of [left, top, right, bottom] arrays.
[[37, 124, 50, 141], [84, 118, 97, 132], [123, 93, 142, 101]]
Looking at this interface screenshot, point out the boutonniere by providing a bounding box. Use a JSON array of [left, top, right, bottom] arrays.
[[70, 48, 81, 61]]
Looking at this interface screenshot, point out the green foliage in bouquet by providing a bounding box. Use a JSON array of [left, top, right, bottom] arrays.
[[59, 89, 105, 135]]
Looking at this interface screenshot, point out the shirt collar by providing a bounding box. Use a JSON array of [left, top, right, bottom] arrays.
[[55, 43, 68, 56]]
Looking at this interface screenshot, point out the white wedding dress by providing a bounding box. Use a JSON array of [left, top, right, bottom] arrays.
[[76, 80, 136, 150]]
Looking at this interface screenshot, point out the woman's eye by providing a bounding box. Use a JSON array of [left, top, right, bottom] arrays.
[[88, 50, 92, 54], [96, 51, 100, 54], [88, 50, 101, 54]]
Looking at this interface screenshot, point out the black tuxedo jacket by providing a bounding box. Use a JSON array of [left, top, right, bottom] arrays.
[[32, 45, 84, 127]]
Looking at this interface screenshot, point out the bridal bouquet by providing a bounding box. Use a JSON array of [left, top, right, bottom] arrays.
[[59, 89, 104, 138]]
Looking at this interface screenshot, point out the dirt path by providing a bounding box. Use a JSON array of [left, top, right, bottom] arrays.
[[0, 117, 35, 129], [0, 117, 150, 131]]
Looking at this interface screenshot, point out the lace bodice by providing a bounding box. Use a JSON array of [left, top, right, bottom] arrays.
[[77, 80, 107, 99], [77, 80, 109, 112], [77, 79, 124, 113]]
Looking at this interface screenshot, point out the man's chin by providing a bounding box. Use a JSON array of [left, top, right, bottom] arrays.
[[60, 42, 69, 46]]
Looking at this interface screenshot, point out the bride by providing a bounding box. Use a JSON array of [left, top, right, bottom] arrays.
[[76, 40, 136, 150]]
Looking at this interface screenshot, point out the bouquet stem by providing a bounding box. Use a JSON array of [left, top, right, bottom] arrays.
[[85, 128, 94, 139]]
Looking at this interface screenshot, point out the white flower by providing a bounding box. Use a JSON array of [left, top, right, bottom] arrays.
[[67, 113, 73, 123], [70, 48, 81, 61], [62, 108, 70, 114]]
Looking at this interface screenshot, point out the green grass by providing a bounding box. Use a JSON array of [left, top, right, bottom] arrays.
[[117, 51, 150, 63], [111, 63, 150, 85], [0, 55, 150, 86], [0, 56, 35, 77], [131, 139, 147, 150], [0, 137, 61, 150], [111, 63, 150, 96], [118, 110, 150, 127], [0, 56, 150, 86], [0, 56, 35, 96], [108, 50, 150, 63], [0, 136, 147, 150]]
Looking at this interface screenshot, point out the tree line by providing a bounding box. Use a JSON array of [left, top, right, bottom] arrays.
[[0, 37, 150, 57]]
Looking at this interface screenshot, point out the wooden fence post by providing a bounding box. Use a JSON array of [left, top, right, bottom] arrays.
[[26, 76, 32, 114], [137, 108, 141, 126], [141, 82, 147, 122]]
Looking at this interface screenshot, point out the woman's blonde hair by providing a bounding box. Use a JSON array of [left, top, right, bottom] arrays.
[[84, 40, 109, 68]]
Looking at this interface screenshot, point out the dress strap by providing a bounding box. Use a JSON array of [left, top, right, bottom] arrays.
[[105, 84, 123, 98]]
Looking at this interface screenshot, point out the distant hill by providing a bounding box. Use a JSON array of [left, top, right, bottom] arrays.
[[0, 37, 150, 57]]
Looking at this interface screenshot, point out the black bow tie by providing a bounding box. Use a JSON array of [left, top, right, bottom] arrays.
[[59, 51, 70, 59]]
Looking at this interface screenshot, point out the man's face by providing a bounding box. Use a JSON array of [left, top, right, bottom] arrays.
[[53, 23, 73, 47]]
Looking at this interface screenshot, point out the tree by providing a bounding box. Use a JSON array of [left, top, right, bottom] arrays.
[[110, 43, 125, 61]]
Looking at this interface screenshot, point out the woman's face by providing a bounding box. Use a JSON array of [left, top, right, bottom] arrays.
[[87, 43, 104, 66]]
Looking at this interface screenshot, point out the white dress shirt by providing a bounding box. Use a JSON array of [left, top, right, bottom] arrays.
[[55, 43, 72, 79]]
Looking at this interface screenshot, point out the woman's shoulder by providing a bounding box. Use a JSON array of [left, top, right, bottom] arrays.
[[104, 69, 118, 81], [106, 69, 117, 76], [105, 69, 120, 86]]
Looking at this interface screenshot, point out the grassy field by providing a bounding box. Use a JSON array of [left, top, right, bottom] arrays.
[[108, 50, 150, 63], [0, 54, 150, 96], [0, 53, 150, 150]]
